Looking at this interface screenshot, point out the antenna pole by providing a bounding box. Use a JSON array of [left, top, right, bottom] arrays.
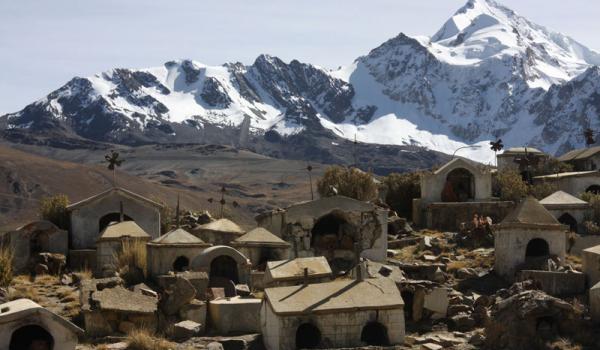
[[176, 194, 180, 228]]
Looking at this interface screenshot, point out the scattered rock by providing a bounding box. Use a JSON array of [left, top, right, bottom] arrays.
[[208, 342, 225, 350], [173, 320, 203, 340]]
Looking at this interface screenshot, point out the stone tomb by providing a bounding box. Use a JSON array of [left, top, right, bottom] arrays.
[[231, 227, 291, 270], [494, 197, 567, 280], [80, 278, 158, 337], [0, 220, 68, 273], [147, 227, 212, 278], [0, 298, 83, 350], [208, 296, 262, 335], [539, 190, 590, 233], [261, 277, 405, 350], [256, 196, 388, 271], [191, 218, 245, 246]]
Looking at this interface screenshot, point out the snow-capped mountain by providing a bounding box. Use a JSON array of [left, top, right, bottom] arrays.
[[3, 0, 600, 164]]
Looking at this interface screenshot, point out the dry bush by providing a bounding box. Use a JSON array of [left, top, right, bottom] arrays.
[[8, 284, 41, 302], [0, 244, 13, 287], [529, 180, 558, 200], [494, 169, 529, 202], [581, 192, 600, 223], [126, 328, 177, 350], [317, 166, 378, 201], [383, 172, 421, 218], [114, 239, 147, 274], [39, 194, 70, 229], [446, 260, 469, 272], [74, 266, 93, 281]]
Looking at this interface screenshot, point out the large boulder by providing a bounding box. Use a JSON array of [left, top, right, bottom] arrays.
[[485, 289, 583, 350], [161, 276, 196, 315]]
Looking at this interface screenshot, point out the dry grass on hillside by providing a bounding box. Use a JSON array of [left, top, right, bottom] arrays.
[[125, 328, 177, 350], [0, 244, 13, 287]]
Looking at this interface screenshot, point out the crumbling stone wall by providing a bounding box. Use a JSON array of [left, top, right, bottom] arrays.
[[422, 201, 514, 231], [256, 196, 388, 264], [1, 220, 68, 273]]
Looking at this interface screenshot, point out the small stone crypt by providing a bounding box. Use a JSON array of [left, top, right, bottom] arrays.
[[494, 197, 567, 280]]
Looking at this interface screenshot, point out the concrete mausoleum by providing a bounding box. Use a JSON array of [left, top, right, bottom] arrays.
[[0, 220, 68, 273], [261, 277, 405, 350], [0, 298, 83, 350], [231, 227, 291, 269], [494, 197, 567, 280], [413, 158, 513, 230], [263, 256, 333, 287], [558, 145, 600, 172], [497, 147, 548, 173], [191, 218, 245, 246], [147, 227, 212, 278], [539, 190, 590, 233], [67, 187, 162, 250], [255, 196, 388, 271]]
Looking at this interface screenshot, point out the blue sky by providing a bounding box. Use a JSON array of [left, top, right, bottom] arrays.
[[0, 0, 597, 114]]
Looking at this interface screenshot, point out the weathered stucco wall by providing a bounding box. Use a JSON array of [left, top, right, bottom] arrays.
[[208, 297, 261, 334], [260, 302, 405, 350], [583, 248, 600, 287], [534, 175, 600, 198], [518, 270, 585, 296], [70, 191, 161, 249], [494, 226, 567, 279]]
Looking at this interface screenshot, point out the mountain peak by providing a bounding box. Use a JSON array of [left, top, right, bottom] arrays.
[[427, 0, 600, 88]]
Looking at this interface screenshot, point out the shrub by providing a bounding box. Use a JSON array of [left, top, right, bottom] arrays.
[[317, 166, 378, 201], [529, 180, 558, 200], [383, 172, 421, 218], [126, 328, 176, 350], [533, 157, 574, 177], [494, 170, 529, 202], [114, 239, 147, 275], [39, 194, 70, 229], [0, 244, 13, 287]]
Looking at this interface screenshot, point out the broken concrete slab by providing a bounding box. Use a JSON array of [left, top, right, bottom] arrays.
[[424, 287, 449, 315], [161, 276, 196, 316]]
